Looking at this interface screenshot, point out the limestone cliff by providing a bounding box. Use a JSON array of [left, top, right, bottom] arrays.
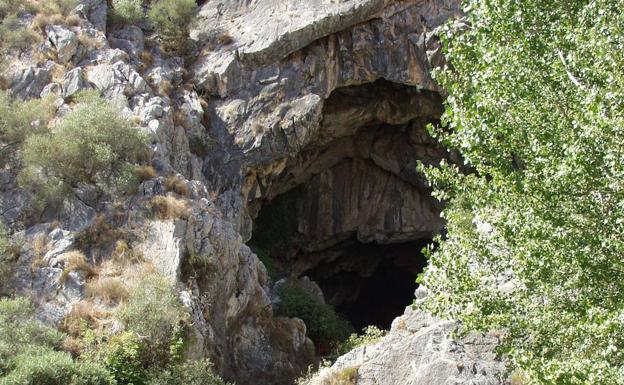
[[0, 1, 505, 384]]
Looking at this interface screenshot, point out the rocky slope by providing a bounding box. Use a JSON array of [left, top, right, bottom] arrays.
[[1, 0, 506, 384]]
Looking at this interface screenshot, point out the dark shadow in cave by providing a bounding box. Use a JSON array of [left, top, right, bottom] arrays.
[[303, 239, 430, 332]]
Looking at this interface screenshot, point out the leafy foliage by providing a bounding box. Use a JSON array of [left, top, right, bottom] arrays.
[[276, 281, 352, 348], [0, 90, 55, 165], [147, 359, 231, 385], [20, 90, 148, 200], [0, 297, 114, 384], [147, 0, 196, 51], [329, 326, 385, 362], [117, 273, 188, 369], [109, 0, 143, 25], [418, 0, 624, 384]]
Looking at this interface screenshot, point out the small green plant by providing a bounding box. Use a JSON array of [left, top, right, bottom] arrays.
[[109, 0, 143, 25], [251, 247, 279, 280], [188, 135, 210, 157], [147, 0, 196, 51], [0, 15, 39, 51], [329, 326, 386, 361], [276, 282, 353, 348], [19, 90, 149, 202]]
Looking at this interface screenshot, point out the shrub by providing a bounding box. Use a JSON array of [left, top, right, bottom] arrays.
[[110, 0, 143, 25], [149, 195, 189, 220], [188, 135, 210, 157], [136, 165, 158, 181], [147, 0, 196, 51], [0, 224, 14, 294], [329, 326, 385, 361], [0, 90, 54, 164], [276, 282, 352, 348], [101, 331, 147, 385], [147, 359, 231, 385], [164, 175, 190, 196], [86, 277, 129, 305], [0, 15, 39, 51], [0, 297, 113, 385], [59, 251, 97, 282], [19, 90, 149, 201], [118, 272, 188, 367], [0, 346, 114, 385]]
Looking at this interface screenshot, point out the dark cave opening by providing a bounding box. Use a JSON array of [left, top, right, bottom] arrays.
[[247, 78, 447, 342], [304, 238, 430, 331], [250, 187, 431, 333]]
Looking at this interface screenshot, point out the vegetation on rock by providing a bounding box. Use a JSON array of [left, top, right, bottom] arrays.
[[276, 281, 352, 350], [418, 0, 624, 383], [147, 0, 196, 51], [20, 90, 149, 201], [109, 0, 144, 26]]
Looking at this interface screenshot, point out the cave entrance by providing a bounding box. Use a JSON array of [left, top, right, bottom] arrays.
[[247, 79, 447, 338], [304, 238, 430, 331], [250, 185, 433, 333]]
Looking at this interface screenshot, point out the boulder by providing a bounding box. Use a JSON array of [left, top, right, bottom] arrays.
[[46, 25, 79, 63]]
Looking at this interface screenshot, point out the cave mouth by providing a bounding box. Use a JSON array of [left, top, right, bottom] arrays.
[[247, 79, 447, 337], [249, 186, 432, 333], [303, 238, 430, 331]]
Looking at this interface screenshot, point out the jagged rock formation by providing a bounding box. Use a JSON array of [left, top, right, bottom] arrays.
[[304, 289, 505, 385], [0, 0, 507, 384]]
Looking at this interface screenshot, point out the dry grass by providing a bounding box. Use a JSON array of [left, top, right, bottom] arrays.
[[159, 79, 172, 96], [173, 109, 189, 129], [33, 233, 48, 259], [65, 13, 82, 27], [32, 13, 65, 32], [59, 250, 97, 282], [111, 240, 144, 266], [216, 32, 234, 46], [75, 215, 125, 252], [86, 276, 129, 305], [149, 196, 189, 220], [78, 32, 104, 49], [137, 50, 154, 72], [130, 115, 142, 126], [61, 300, 105, 336], [164, 175, 190, 196], [49, 63, 67, 84], [135, 165, 158, 181]]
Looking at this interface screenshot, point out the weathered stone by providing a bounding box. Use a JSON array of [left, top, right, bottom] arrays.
[[63, 67, 89, 98], [10, 65, 51, 99], [304, 302, 504, 385], [46, 25, 79, 63], [86, 61, 151, 97]]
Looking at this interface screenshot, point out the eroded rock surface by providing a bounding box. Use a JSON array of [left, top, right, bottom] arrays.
[[0, 0, 508, 384]]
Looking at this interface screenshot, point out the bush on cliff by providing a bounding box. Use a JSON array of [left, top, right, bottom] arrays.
[[19, 90, 149, 201], [147, 0, 196, 51], [418, 0, 624, 383], [276, 281, 352, 349], [0, 297, 114, 385], [109, 0, 143, 25]]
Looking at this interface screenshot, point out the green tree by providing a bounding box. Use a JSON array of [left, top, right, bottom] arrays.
[[20, 90, 148, 201], [418, 1, 624, 384]]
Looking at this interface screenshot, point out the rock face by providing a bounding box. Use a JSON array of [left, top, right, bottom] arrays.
[[0, 0, 507, 385], [305, 291, 505, 385]]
